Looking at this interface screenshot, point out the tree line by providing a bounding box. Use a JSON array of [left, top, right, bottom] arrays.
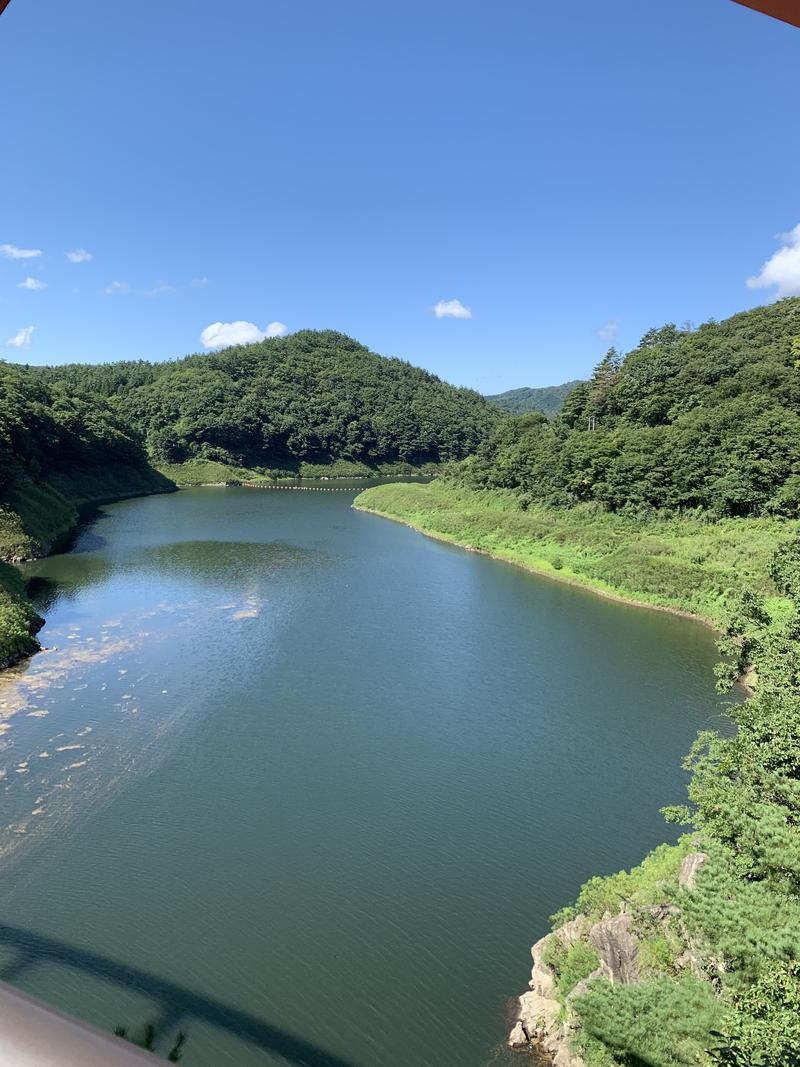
[[461, 298, 800, 518], [37, 330, 499, 472]]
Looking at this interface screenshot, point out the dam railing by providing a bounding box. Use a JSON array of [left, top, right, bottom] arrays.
[[0, 979, 158, 1066]]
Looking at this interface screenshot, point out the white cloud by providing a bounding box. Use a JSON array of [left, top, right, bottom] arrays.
[[143, 283, 177, 298], [18, 276, 47, 291], [265, 321, 288, 338], [746, 224, 800, 299], [105, 280, 131, 295], [66, 248, 93, 263], [0, 243, 42, 260], [6, 325, 35, 349], [432, 298, 472, 320], [191, 276, 209, 288], [596, 318, 620, 343], [200, 320, 288, 348]]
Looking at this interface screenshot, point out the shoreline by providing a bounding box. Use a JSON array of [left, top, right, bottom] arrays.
[[353, 502, 720, 632], [0, 481, 175, 675]]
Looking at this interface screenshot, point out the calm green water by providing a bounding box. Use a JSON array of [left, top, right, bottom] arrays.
[[0, 488, 729, 1067]]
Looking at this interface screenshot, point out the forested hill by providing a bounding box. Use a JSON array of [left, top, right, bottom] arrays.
[[0, 359, 171, 561], [485, 380, 582, 417], [40, 330, 500, 471], [466, 298, 800, 517]]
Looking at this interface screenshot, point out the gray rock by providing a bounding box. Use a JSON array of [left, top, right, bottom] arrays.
[[558, 916, 588, 947], [530, 934, 556, 998], [678, 852, 708, 889], [507, 1021, 530, 1048], [589, 913, 640, 985]]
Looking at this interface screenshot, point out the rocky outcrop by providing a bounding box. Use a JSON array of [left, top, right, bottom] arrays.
[[589, 912, 640, 985], [509, 852, 712, 1062], [508, 924, 589, 1066], [678, 851, 707, 890]]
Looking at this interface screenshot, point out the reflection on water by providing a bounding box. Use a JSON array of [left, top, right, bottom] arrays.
[[0, 488, 727, 1067], [3, 536, 318, 863]]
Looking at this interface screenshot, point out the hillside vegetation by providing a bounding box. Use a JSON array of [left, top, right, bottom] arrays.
[[354, 481, 797, 627], [471, 299, 800, 517], [522, 537, 800, 1067], [0, 360, 172, 664], [41, 330, 499, 475], [354, 298, 800, 1065], [485, 379, 582, 417], [1, 330, 498, 664]]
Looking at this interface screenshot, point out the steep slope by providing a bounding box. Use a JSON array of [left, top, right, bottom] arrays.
[[0, 361, 173, 665]]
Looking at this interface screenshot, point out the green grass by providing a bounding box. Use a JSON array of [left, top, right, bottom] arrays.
[[551, 840, 694, 928], [353, 481, 799, 627], [155, 459, 269, 486], [542, 937, 601, 1001], [158, 458, 440, 486]]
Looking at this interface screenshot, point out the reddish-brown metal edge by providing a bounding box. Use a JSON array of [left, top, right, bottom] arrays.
[[731, 0, 800, 27]]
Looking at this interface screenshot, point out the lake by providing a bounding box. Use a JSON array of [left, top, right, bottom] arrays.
[[0, 487, 729, 1066]]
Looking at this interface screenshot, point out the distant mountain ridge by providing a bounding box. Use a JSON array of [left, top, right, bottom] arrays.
[[485, 380, 583, 417]]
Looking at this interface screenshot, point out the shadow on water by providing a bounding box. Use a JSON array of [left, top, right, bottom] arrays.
[[0, 922, 366, 1067]]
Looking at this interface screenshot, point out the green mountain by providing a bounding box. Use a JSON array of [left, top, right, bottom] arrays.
[[40, 330, 500, 474], [1, 330, 500, 662], [485, 380, 583, 417], [469, 299, 800, 517]]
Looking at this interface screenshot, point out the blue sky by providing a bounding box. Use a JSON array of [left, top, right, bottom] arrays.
[[1, 0, 798, 391]]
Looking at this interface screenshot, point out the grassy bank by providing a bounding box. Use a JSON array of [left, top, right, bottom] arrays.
[[353, 481, 798, 627], [158, 457, 439, 487], [0, 464, 174, 667], [0, 465, 174, 561]]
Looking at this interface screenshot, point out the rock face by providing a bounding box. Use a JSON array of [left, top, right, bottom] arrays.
[[678, 851, 707, 890], [508, 909, 649, 1062], [508, 852, 712, 1062], [508, 926, 588, 1066], [589, 913, 640, 985]]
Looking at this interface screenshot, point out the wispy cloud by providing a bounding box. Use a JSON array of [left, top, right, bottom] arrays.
[[104, 280, 131, 295], [191, 276, 209, 288], [6, 325, 35, 349], [143, 283, 177, 298], [432, 298, 472, 320], [746, 223, 800, 299], [66, 248, 93, 263], [200, 320, 288, 348], [18, 277, 47, 291], [0, 243, 42, 260], [596, 318, 620, 343]]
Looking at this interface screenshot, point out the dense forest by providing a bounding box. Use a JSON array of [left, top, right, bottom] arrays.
[[0, 360, 153, 487], [39, 330, 499, 471], [467, 299, 800, 517], [485, 380, 582, 418]]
